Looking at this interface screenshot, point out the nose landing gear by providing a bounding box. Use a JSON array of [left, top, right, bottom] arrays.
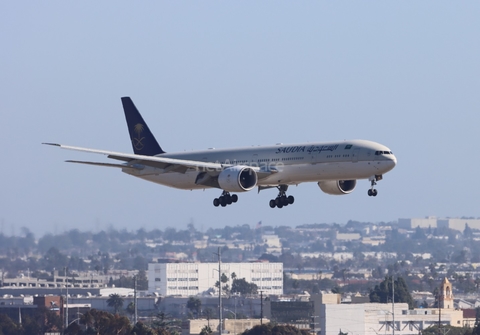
[[213, 191, 238, 207], [368, 176, 380, 197], [269, 185, 294, 209]]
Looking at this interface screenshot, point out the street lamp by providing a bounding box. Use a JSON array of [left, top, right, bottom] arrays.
[[224, 308, 237, 335]]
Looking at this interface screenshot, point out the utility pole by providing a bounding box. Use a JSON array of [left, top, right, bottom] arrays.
[[65, 267, 69, 330], [134, 275, 138, 325], [392, 275, 395, 335], [311, 315, 318, 335], [438, 290, 441, 334], [260, 291, 263, 325], [216, 247, 222, 335]]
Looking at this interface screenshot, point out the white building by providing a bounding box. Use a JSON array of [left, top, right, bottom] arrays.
[[148, 262, 283, 296], [320, 303, 463, 335], [399, 217, 480, 232]]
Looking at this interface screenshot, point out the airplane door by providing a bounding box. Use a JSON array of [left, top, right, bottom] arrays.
[[352, 149, 360, 163]]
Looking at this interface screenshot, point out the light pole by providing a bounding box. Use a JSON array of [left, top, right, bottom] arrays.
[[134, 275, 138, 325], [214, 248, 223, 335], [224, 308, 237, 335], [392, 275, 395, 335], [64, 267, 68, 330]]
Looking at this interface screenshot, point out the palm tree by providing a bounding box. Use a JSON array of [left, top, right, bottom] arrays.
[[107, 293, 124, 314]]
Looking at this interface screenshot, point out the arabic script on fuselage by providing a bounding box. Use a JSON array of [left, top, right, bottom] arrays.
[[275, 144, 338, 154]]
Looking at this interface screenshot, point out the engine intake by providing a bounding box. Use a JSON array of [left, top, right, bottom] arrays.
[[218, 166, 257, 192], [318, 180, 356, 195]]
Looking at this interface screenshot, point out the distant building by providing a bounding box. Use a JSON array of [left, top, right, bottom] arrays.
[[399, 217, 438, 229], [320, 302, 463, 335], [399, 217, 480, 232], [148, 262, 283, 296], [182, 318, 269, 335], [335, 232, 361, 241]]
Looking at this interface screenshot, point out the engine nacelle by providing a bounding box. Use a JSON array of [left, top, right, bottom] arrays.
[[218, 166, 258, 192], [318, 180, 356, 195]]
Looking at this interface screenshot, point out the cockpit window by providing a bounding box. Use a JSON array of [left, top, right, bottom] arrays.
[[375, 151, 393, 155]]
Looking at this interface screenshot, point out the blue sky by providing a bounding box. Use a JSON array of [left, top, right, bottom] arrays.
[[1, 2, 479, 237]]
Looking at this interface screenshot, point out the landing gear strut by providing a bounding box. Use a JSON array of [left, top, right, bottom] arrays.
[[269, 185, 294, 209], [213, 191, 238, 207], [367, 176, 378, 197]]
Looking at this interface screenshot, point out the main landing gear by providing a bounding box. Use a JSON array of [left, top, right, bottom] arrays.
[[269, 185, 294, 209], [213, 191, 238, 207]]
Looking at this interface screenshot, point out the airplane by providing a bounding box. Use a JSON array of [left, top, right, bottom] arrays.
[[44, 97, 397, 209]]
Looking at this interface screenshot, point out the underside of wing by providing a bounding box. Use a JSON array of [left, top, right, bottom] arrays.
[[65, 160, 136, 169], [45, 143, 278, 178], [45, 143, 227, 173]]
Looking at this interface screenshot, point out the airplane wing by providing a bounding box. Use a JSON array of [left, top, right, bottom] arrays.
[[43, 143, 276, 178]]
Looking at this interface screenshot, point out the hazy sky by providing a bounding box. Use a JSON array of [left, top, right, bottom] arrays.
[[1, 2, 479, 237]]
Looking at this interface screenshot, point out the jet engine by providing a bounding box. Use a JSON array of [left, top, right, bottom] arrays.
[[318, 180, 356, 195], [218, 166, 258, 192]]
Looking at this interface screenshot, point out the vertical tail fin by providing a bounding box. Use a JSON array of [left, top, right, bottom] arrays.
[[121, 97, 165, 156]]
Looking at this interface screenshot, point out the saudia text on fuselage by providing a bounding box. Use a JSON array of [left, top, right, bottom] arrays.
[[275, 144, 339, 154]]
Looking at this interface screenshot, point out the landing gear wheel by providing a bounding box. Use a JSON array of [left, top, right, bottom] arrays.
[[269, 185, 296, 208], [368, 177, 379, 197], [213, 191, 238, 207]]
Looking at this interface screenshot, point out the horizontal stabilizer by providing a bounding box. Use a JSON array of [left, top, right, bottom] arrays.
[[65, 160, 141, 169]]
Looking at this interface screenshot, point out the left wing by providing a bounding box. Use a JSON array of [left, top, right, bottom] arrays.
[[43, 143, 227, 173], [44, 143, 277, 180]]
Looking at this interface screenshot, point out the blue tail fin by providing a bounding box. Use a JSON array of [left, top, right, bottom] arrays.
[[121, 97, 165, 155]]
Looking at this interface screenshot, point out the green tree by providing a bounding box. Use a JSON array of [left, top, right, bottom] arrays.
[[186, 297, 202, 318], [79, 309, 131, 335], [231, 278, 258, 295], [369, 276, 415, 309], [152, 312, 181, 335], [126, 301, 136, 317], [0, 314, 21, 335], [215, 273, 230, 294], [132, 321, 161, 335], [240, 323, 309, 335], [200, 325, 213, 335], [107, 293, 124, 314]]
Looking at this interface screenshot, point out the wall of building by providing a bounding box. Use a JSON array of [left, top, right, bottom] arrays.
[[320, 303, 466, 335], [148, 262, 283, 296], [321, 303, 365, 335], [182, 318, 269, 335]]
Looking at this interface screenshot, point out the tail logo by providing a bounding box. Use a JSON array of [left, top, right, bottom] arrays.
[[132, 123, 146, 151]]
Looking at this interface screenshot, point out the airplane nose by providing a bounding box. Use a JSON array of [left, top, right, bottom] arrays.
[[388, 155, 397, 169]]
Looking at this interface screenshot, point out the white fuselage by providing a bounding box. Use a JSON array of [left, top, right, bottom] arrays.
[[123, 139, 396, 190]]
